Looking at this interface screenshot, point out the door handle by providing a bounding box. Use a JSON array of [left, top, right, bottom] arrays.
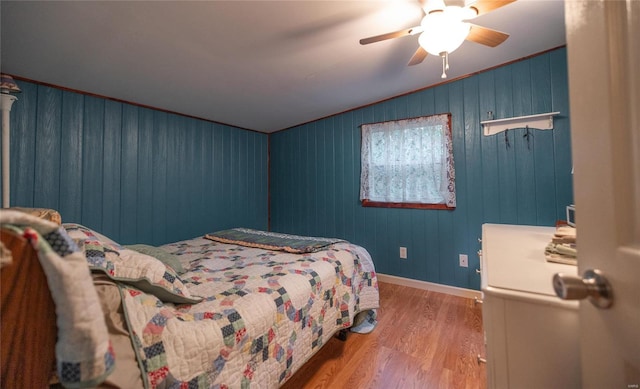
[[552, 269, 613, 309]]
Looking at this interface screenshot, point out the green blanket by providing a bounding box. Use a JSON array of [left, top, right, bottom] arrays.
[[205, 228, 346, 254]]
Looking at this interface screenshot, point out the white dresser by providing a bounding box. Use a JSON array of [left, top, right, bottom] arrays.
[[480, 223, 581, 389]]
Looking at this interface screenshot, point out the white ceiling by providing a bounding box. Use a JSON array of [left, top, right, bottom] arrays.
[[0, 0, 566, 133]]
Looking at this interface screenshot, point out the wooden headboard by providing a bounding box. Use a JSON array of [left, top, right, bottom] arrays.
[[1, 228, 57, 388]]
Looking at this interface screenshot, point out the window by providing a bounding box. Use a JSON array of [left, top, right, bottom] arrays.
[[360, 113, 456, 210]]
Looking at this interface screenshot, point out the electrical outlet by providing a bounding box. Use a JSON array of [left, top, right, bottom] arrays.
[[399, 247, 407, 259], [459, 254, 468, 267]]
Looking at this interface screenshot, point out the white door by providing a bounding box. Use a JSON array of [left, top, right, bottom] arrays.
[[565, 0, 640, 387]]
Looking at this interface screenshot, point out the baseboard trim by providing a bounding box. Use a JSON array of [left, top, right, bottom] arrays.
[[377, 273, 482, 299]]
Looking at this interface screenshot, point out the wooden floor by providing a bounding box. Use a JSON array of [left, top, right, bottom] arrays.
[[281, 281, 486, 389]]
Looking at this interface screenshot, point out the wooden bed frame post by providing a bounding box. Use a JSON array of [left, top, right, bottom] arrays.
[[1, 229, 57, 389]]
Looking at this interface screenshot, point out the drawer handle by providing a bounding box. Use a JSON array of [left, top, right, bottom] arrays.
[[477, 355, 487, 364], [474, 297, 484, 305]]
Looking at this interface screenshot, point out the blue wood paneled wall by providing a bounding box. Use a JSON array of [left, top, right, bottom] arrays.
[[6, 81, 269, 245], [270, 48, 573, 290]]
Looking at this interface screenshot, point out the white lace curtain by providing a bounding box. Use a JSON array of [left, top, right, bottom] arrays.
[[360, 113, 456, 207]]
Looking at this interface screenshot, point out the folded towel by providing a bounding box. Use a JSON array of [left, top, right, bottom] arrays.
[[554, 226, 576, 238], [545, 253, 577, 266], [545, 242, 577, 257]]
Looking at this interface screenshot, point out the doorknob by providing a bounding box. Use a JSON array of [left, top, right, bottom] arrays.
[[552, 269, 613, 309]]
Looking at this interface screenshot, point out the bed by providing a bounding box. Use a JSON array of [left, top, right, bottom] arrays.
[[0, 209, 379, 388]]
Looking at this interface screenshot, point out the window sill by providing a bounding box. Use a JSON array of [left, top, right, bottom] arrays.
[[361, 200, 455, 210]]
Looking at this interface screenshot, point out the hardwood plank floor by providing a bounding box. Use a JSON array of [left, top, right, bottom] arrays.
[[281, 281, 486, 389]]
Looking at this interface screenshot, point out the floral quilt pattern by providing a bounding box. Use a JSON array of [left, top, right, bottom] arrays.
[[120, 237, 379, 388]]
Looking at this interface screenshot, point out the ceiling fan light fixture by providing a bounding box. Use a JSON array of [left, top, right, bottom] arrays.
[[417, 6, 474, 78], [417, 6, 472, 56], [359, 0, 512, 71]]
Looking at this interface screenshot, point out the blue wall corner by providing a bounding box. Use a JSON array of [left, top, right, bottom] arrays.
[[269, 47, 573, 290]]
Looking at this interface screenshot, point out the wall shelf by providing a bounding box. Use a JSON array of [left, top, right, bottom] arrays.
[[481, 112, 560, 136]]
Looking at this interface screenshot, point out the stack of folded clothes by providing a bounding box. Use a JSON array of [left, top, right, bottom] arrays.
[[545, 225, 577, 265]]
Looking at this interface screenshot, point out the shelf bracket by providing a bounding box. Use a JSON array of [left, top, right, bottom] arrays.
[[481, 112, 560, 136]]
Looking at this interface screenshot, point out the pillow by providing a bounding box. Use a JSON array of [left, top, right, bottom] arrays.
[[64, 224, 201, 304], [9, 207, 62, 225], [124, 244, 185, 275]]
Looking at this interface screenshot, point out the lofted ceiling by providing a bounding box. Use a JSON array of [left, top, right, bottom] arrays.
[[0, 0, 566, 133]]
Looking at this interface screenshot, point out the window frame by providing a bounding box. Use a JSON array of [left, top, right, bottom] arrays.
[[359, 113, 456, 210]]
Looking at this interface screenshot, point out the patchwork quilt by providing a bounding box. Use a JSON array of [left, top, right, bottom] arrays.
[[122, 235, 379, 388]]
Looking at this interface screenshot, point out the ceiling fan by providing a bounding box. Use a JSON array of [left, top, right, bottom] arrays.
[[359, 0, 516, 78]]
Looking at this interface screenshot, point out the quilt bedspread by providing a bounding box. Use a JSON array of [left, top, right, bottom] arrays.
[[121, 236, 379, 388]]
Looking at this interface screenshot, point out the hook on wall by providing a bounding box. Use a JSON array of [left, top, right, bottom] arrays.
[[523, 125, 533, 150]]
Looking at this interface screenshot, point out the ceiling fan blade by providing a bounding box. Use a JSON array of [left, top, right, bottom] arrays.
[[359, 26, 422, 45], [408, 46, 428, 66], [466, 24, 509, 47], [467, 0, 516, 17]]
